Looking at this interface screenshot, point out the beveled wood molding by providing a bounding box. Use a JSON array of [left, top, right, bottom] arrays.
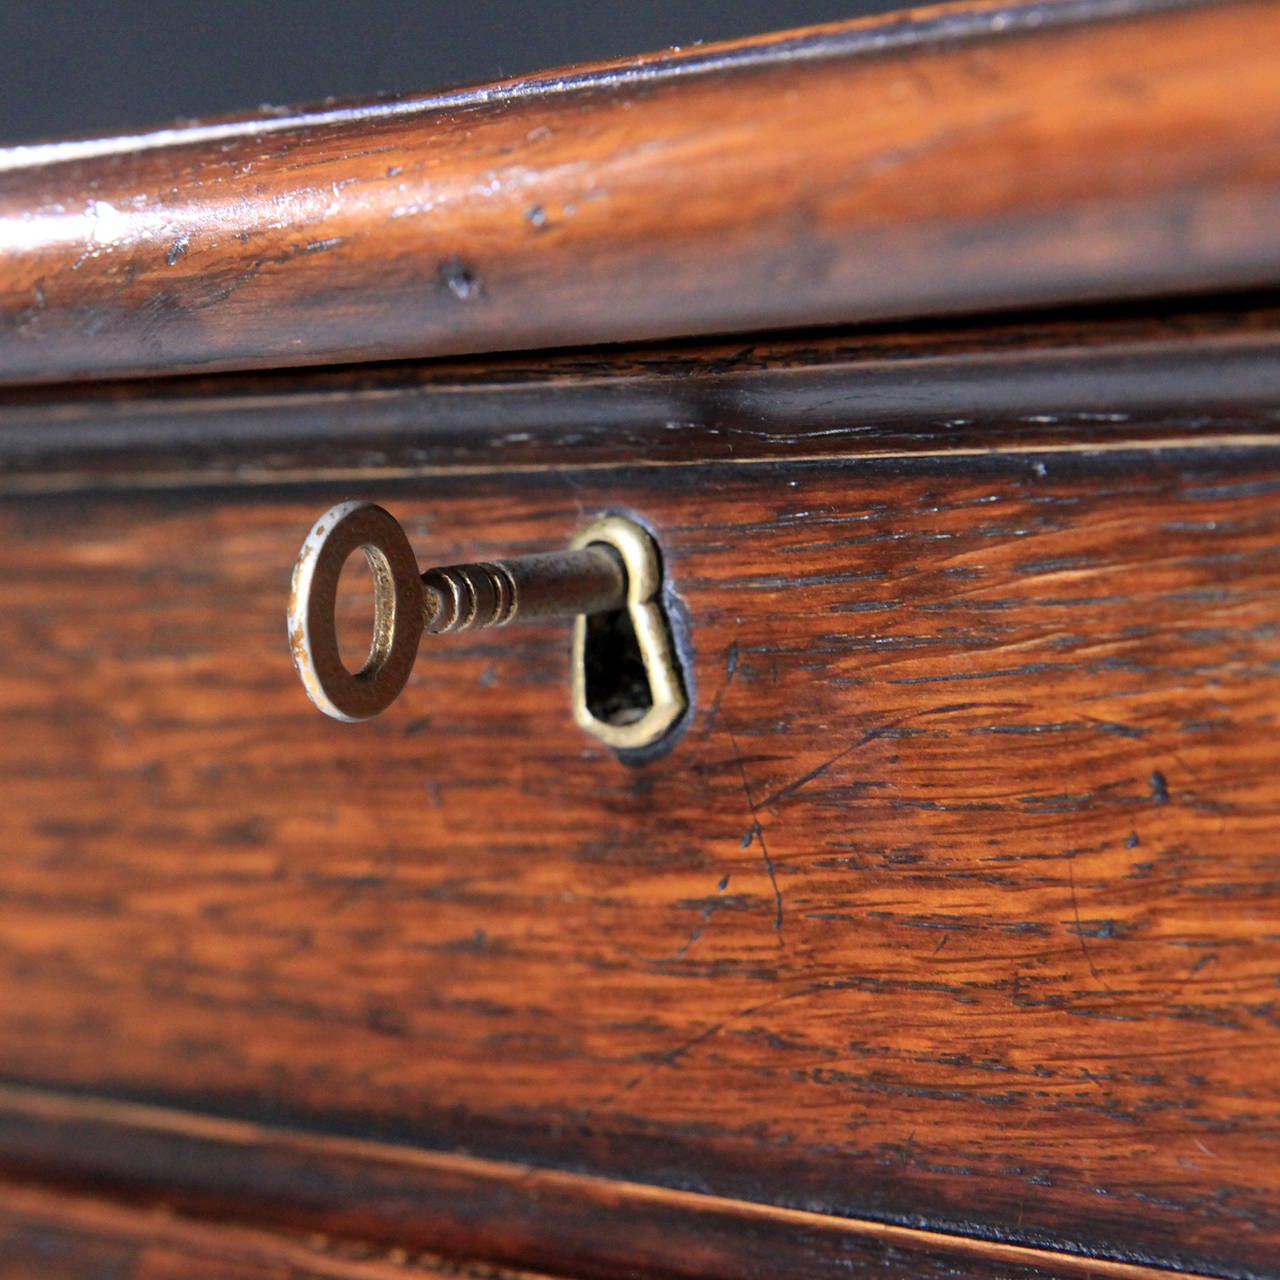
[[0, 1085, 1220, 1280], [1, 303, 1279, 495], [2, 0, 1279, 384]]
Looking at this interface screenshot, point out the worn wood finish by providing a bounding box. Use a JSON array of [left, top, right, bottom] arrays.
[[0, 1092, 1223, 1280], [0, 1179, 554, 1280], [1, 428, 1280, 1274], [4, 0, 1280, 383]]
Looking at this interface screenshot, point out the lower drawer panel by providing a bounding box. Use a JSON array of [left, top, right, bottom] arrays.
[[0, 447, 1278, 1274]]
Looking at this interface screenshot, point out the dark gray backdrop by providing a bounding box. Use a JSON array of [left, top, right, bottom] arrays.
[[2, 1, 900, 145]]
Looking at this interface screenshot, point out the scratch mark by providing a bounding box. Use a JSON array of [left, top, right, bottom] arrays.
[[731, 732, 783, 941], [618, 926, 705, 967], [618, 982, 828, 1094], [700, 640, 739, 738], [1081, 1067, 1106, 1093], [756, 701, 1024, 811], [1067, 857, 1113, 992], [618, 872, 736, 967], [1169, 951, 1220, 1004], [747, 820, 783, 937]]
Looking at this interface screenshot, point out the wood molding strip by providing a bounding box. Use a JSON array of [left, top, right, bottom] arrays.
[[1, 307, 1279, 495], [0, 1180, 559, 1280], [3, 0, 1280, 383], [0, 1085, 1227, 1280]]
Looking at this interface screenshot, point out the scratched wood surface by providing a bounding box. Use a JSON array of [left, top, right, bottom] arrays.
[[1, 423, 1280, 1275], [3, 0, 1280, 383]]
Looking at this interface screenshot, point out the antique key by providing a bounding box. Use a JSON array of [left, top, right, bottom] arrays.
[[287, 502, 687, 750]]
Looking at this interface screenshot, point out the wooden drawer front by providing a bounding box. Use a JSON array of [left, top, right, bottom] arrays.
[[1, 441, 1278, 1276]]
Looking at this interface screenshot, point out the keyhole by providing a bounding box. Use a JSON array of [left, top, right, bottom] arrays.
[[583, 606, 654, 726]]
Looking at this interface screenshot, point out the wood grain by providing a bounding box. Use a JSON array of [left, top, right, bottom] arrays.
[[1, 432, 1279, 1274], [0, 1092, 1223, 1280], [3, 0, 1280, 383], [0, 1179, 556, 1280]]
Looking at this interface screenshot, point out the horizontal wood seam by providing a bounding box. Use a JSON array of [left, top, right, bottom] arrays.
[[4, 433, 1280, 498], [0, 1179, 561, 1280], [0, 1082, 1230, 1280]]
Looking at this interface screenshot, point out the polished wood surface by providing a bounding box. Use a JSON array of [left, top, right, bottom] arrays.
[[3, 0, 1280, 383], [1, 314, 1278, 1276]]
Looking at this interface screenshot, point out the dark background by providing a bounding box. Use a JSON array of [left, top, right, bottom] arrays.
[[1, 1, 901, 146]]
